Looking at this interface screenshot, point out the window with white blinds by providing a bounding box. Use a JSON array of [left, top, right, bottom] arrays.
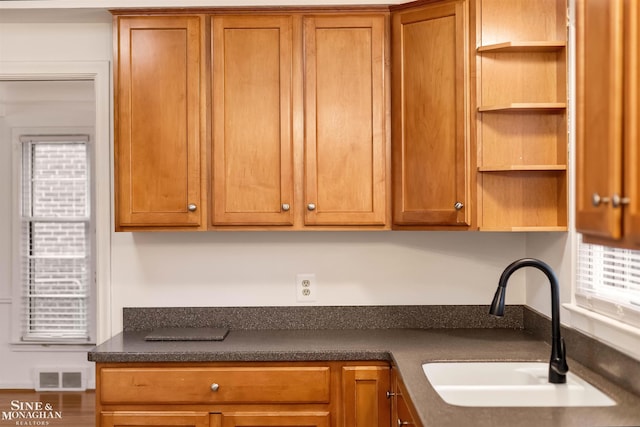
[[19, 135, 94, 343], [576, 235, 640, 328]]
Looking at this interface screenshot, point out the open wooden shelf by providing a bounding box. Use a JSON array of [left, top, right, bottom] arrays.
[[478, 170, 567, 230], [476, 0, 568, 232], [478, 103, 566, 112], [478, 165, 567, 172], [477, 41, 566, 53]]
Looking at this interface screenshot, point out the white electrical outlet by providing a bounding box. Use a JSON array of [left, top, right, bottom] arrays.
[[296, 273, 316, 302]]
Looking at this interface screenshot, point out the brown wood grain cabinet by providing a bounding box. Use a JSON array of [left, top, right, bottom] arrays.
[[102, 412, 210, 427], [113, 2, 568, 232], [113, 11, 389, 230], [475, 0, 568, 231], [576, 0, 640, 248], [114, 16, 206, 231], [304, 15, 388, 226], [391, 0, 471, 228], [341, 365, 391, 427], [211, 15, 295, 226], [219, 413, 330, 427], [390, 368, 422, 427], [96, 362, 390, 427]]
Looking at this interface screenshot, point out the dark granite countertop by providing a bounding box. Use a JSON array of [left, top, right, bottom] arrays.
[[89, 327, 640, 427]]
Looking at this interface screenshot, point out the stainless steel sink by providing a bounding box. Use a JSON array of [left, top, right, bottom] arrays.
[[422, 362, 616, 407]]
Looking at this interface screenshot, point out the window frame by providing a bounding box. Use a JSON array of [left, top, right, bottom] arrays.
[[575, 235, 640, 329], [11, 127, 97, 346], [1, 61, 111, 355]]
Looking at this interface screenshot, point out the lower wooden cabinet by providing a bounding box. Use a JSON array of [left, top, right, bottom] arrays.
[[341, 365, 390, 427], [219, 412, 330, 427], [390, 368, 422, 427], [101, 412, 210, 427], [96, 362, 391, 427]]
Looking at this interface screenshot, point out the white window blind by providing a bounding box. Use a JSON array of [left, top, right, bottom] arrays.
[[19, 135, 93, 342], [576, 235, 640, 328]]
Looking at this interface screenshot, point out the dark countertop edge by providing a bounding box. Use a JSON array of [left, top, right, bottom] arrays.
[[88, 349, 393, 363], [88, 328, 640, 427]]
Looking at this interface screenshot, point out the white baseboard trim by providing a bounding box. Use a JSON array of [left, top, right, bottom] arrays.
[[0, 381, 34, 389]]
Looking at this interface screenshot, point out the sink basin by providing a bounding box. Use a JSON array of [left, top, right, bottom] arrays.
[[422, 362, 616, 407]]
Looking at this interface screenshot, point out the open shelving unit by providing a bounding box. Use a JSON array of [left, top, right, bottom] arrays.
[[476, 0, 568, 231]]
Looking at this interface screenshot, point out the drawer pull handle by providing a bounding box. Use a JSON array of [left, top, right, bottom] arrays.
[[210, 383, 219, 392]]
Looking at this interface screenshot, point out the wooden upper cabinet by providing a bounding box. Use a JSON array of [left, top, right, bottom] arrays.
[[625, 0, 640, 245], [211, 15, 294, 226], [576, 0, 640, 247], [115, 16, 204, 230], [391, 1, 470, 227], [576, 0, 624, 240], [303, 15, 388, 226]]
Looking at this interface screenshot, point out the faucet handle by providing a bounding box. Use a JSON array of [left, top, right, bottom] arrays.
[[551, 338, 569, 378], [559, 338, 569, 372]]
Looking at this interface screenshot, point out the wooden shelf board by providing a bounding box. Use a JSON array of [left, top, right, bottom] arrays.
[[478, 165, 567, 172], [478, 103, 566, 112], [479, 226, 568, 232], [477, 41, 566, 53]]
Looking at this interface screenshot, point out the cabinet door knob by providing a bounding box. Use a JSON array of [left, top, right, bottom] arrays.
[[188, 203, 197, 212], [454, 202, 464, 210], [612, 194, 630, 208], [398, 420, 412, 426], [210, 383, 219, 392], [386, 391, 396, 399], [282, 203, 291, 212], [307, 203, 316, 211], [591, 193, 610, 207]]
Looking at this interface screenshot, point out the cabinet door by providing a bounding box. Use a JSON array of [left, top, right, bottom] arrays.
[[341, 366, 390, 427], [115, 16, 203, 229], [102, 412, 209, 427], [624, 0, 640, 245], [390, 369, 421, 427], [303, 15, 387, 226], [576, 0, 624, 239], [392, 1, 469, 226], [220, 412, 330, 427], [212, 16, 294, 225]]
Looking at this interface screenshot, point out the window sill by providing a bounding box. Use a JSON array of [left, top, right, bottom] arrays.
[[11, 342, 95, 352], [563, 303, 640, 362]]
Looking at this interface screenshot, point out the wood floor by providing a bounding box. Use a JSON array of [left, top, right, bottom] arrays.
[[0, 389, 95, 426]]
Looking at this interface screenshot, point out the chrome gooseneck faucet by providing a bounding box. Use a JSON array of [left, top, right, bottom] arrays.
[[489, 258, 569, 384]]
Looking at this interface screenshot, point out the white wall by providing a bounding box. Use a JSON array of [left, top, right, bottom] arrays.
[[110, 231, 529, 332], [525, 233, 572, 320], [0, 17, 562, 389]]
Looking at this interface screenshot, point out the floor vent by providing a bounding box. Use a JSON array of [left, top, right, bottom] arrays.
[[35, 369, 86, 391]]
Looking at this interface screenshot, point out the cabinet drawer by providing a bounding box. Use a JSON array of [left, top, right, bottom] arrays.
[[100, 366, 331, 404]]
